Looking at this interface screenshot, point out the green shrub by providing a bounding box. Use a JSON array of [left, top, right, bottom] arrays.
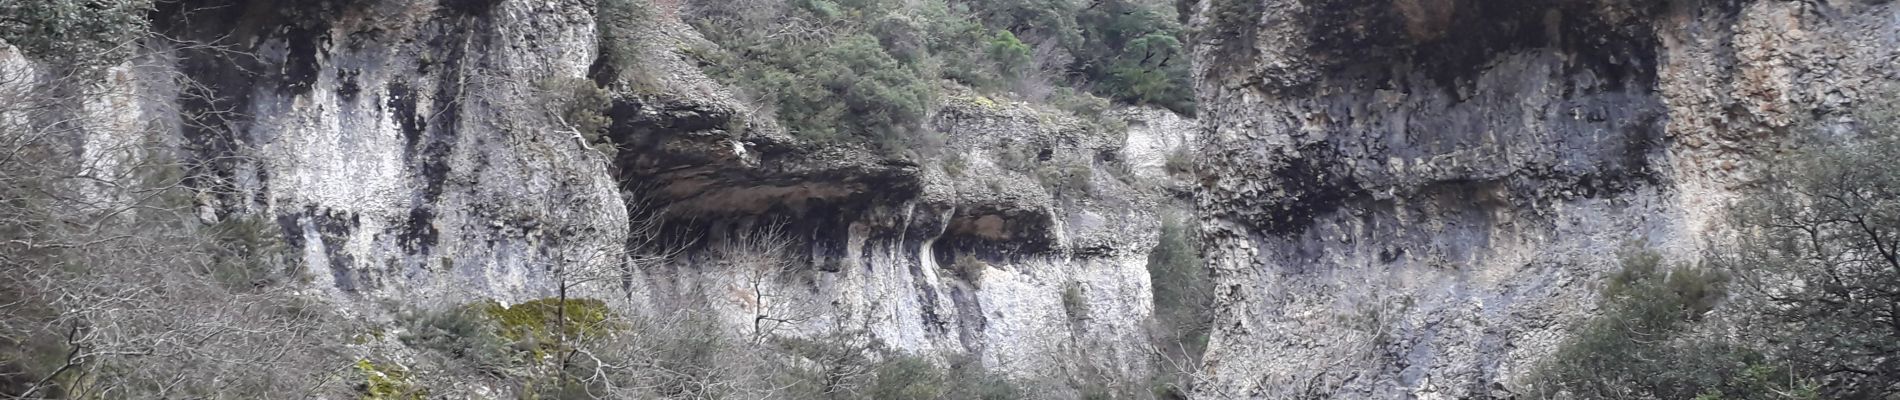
[[1147, 214, 1212, 400], [1070, 0, 1195, 114], [482, 298, 615, 356], [1037, 162, 1093, 196], [596, 0, 657, 90], [691, 0, 940, 152], [398, 305, 516, 372], [719, 32, 933, 146], [1523, 248, 1758, 399], [962, 0, 1197, 113], [355, 359, 428, 400], [1712, 132, 1900, 397], [939, 355, 1024, 400], [686, 0, 1193, 154], [985, 30, 1034, 79], [868, 356, 948, 400], [537, 77, 613, 151], [1526, 101, 1900, 399], [1147, 215, 1210, 360], [773, 330, 1025, 400]]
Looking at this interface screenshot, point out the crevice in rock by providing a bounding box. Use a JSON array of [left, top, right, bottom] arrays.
[[602, 96, 926, 269]]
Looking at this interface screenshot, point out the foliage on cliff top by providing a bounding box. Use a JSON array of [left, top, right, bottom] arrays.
[[682, 0, 1193, 152], [957, 0, 1195, 112]]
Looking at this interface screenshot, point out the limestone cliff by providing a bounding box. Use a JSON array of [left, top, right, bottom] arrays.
[[0, 0, 1199, 394], [1189, 0, 1900, 397]]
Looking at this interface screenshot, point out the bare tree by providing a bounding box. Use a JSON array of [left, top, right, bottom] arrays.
[[708, 223, 824, 345], [0, 41, 353, 399]]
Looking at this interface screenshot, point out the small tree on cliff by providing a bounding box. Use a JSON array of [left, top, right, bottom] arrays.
[[1523, 249, 1747, 399], [1525, 103, 1900, 399], [1717, 134, 1900, 398]]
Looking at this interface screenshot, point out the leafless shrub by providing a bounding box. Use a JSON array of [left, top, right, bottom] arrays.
[[0, 50, 354, 399]]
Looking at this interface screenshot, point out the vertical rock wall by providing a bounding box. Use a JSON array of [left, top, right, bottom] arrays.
[[605, 91, 1190, 381], [1189, 0, 1900, 397], [154, 0, 626, 305]]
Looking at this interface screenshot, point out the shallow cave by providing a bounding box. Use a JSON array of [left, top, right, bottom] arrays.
[[928, 207, 1058, 273]]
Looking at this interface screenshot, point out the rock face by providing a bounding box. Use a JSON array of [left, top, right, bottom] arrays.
[[609, 89, 1189, 380], [1189, 0, 1900, 397], [155, 0, 628, 305], [2, 0, 1197, 389]]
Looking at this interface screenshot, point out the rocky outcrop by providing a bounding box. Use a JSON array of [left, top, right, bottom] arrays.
[[148, 0, 628, 303], [1189, 0, 1900, 398], [607, 87, 1189, 381]]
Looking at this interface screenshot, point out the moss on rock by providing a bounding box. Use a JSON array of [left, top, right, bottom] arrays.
[[355, 359, 426, 400]]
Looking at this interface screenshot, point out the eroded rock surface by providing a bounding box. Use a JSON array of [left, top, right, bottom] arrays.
[[608, 88, 1186, 381], [1189, 0, 1900, 397]]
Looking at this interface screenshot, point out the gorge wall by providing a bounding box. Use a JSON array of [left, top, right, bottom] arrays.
[[1, 0, 1198, 393], [1189, 0, 1900, 397], [11, 0, 1897, 397]]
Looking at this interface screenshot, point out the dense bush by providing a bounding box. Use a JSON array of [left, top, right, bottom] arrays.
[[866, 356, 948, 400], [398, 304, 517, 373], [1713, 134, 1900, 398], [595, 0, 656, 89], [1068, 0, 1195, 113], [1147, 215, 1209, 350], [482, 298, 615, 358], [204, 215, 295, 289], [399, 297, 630, 398], [771, 328, 1028, 399], [689, 0, 947, 150], [1522, 98, 1900, 399], [856, 354, 1028, 399], [685, 0, 1195, 151], [962, 0, 1194, 112], [1523, 249, 1759, 399], [1146, 215, 1210, 395]]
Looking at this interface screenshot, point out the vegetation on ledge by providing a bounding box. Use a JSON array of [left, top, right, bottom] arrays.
[[678, 0, 1193, 154]]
